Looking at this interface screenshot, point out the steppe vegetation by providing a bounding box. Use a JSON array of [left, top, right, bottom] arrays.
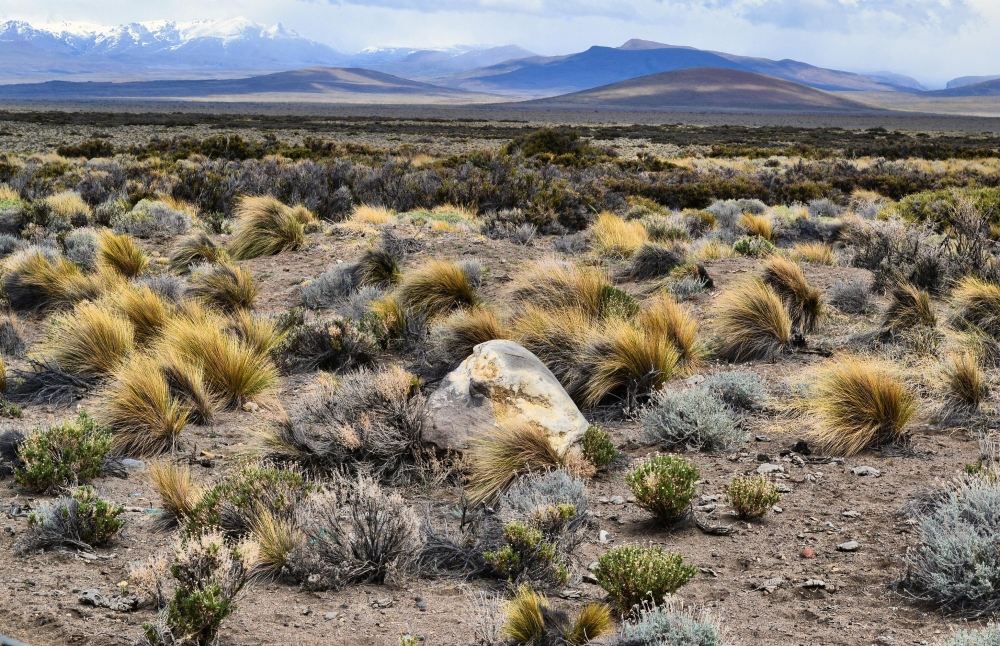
[[0, 116, 997, 646]]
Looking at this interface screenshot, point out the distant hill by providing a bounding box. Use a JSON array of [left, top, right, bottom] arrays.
[[0, 67, 498, 104], [437, 39, 913, 98], [349, 45, 537, 80], [928, 77, 1000, 98], [945, 75, 1000, 90], [524, 68, 877, 112]]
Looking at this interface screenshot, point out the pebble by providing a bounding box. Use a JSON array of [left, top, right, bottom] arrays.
[[802, 579, 826, 589], [756, 453, 770, 462], [324, 612, 338, 620], [416, 601, 427, 611], [757, 463, 784, 475], [772, 506, 783, 513], [852, 466, 881, 477], [755, 435, 771, 442], [800, 547, 816, 559], [758, 577, 784, 592], [609, 495, 625, 505], [776, 484, 792, 493], [842, 510, 860, 518], [587, 561, 599, 571], [701, 494, 718, 503], [837, 541, 860, 552], [875, 637, 895, 645], [120, 458, 145, 471], [598, 530, 611, 544]]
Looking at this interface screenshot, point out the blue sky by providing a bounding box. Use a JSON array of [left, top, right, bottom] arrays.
[[0, 0, 994, 86]]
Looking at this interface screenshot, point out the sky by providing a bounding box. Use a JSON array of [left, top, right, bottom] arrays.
[[0, 0, 996, 87]]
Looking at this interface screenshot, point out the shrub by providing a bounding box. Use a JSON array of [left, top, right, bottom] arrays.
[[593, 545, 696, 611], [619, 603, 725, 646], [275, 315, 376, 374], [290, 475, 419, 589], [466, 420, 564, 505], [941, 352, 989, 414], [145, 532, 254, 646], [64, 228, 98, 270], [553, 233, 589, 254], [941, 623, 1000, 646], [396, 259, 479, 318], [636, 293, 702, 367], [792, 242, 836, 265], [883, 283, 937, 332], [705, 200, 743, 229], [737, 213, 774, 242], [683, 209, 717, 237], [810, 357, 916, 456], [499, 469, 591, 543], [301, 264, 355, 309], [762, 256, 823, 333], [502, 585, 613, 646], [703, 370, 768, 413], [626, 455, 699, 525], [668, 275, 709, 302], [189, 262, 258, 313], [113, 199, 191, 239], [593, 212, 649, 259], [169, 231, 229, 274], [15, 412, 112, 492], [0, 314, 26, 357], [101, 355, 189, 457], [713, 278, 791, 362], [625, 242, 687, 280], [642, 216, 690, 243], [582, 425, 619, 469], [905, 477, 1000, 617], [830, 278, 875, 315], [950, 276, 1000, 341], [808, 198, 843, 219], [98, 230, 149, 278], [577, 319, 679, 407], [140, 273, 188, 305], [641, 388, 743, 452], [17, 485, 124, 553], [228, 195, 305, 260], [483, 521, 568, 587], [41, 302, 135, 377], [149, 461, 202, 528], [186, 463, 308, 538], [732, 236, 776, 257], [430, 307, 508, 368], [724, 475, 780, 519]]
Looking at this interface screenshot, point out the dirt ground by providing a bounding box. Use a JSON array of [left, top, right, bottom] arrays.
[[0, 221, 990, 646]]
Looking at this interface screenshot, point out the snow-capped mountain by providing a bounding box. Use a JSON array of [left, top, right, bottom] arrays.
[[0, 18, 349, 83]]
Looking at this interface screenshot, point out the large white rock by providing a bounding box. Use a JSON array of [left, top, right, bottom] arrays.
[[423, 340, 589, 453]]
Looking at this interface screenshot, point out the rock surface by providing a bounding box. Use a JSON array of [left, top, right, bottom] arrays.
[[423, 340, 589, 453]]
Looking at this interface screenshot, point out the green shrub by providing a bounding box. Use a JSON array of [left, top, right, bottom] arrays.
[[18, 485, 124, 553], [15, 412, 112, 492], [582, 425, 619, 469], [732, 236, 776, 257], [625, 455, 699, 524], [186, 464, 310, 538], [724, 475, 780, 520], [893, 187, 1000, 229], [593, 544, 697, 610], [483, 521, 568, 587]]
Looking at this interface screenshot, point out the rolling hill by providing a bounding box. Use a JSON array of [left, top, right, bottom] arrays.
[[0, 67, 500, 104], [437, 40, 916, 98], [523, 68, 878, 112], [928, 77, 1000, 97]]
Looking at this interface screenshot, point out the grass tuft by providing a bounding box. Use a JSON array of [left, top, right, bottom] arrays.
[[713, 278, 791, 362], [592, 212, 648, 258], [101, 355, 189, 456], [40, 303, 135, 378], [189, 262, 259, 313], [950, 276, 1000, 340], [941, 352, 988, 413], [248, 507, 303, 578], [97, 230, 148, 278], [466, 420, 563, 506], [762, 256, 823, 333], [396, 259, 478, 318], [636, 293, 703, 367], [106, 283, 172, 346], [883, 282, 937, 332], [792, 242, 836, 265], [738, 213, 774, 242], [169, 231, 229, 273], [578, 319, 679, 407], [228, 196, 306, 260], [148, 460, 201, 527]]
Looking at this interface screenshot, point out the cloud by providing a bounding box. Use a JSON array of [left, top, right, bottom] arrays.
[[320, 0, 641, 19]]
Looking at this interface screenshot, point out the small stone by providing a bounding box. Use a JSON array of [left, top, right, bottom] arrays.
[[701, 494, 718, 503], [582, 573, 599, 585], [301, 606, 311, 616], [587, 561, 599, 572], [416, 601, 427, 611], [599, 530, 611, 544], [802, 579, 826, 589], [757, 463, 784, 475], [243, 401, 260, 413], [756, 453, 770, 462], [755, 435, 771, 442], [324, 612, 338, 620], [609, 495, 625, 505], [800, 547, 816, 559], [791, 440, 811, 455], [695, 503, 717, 512], [758, 577, 784, 592], [599, 497, 609, 504], [79, 589, 108, 606], [842, 510, 860, 518], [852, 466, 881, 477], [120, 458, 145, 471], [776, 484, 792, 493], [875, 637, 895, 645], [772, 506, 783, 513], [837, 541, 860, 552]]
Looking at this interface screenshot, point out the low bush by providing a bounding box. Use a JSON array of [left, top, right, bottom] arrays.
[[41, 302, 135, 378], [64, 228, 98, 270], [189, 262, 258, 313], [582, 425, 619, 469], [593, 544, 697, 611], [724, 475, 780, 519], [396, 259, 479, 318], [113, 199, 191, 239], [0, 314, 27, 357], [618, 602, 726, 646], [275, 314, 376, 373], [502, 585, 613, 646], [667, 275, 709, 302], [703, 370, 768, 413], [483, 521, 568, 587], [227, 196, 306, 260], [808, 198, 843, 219], [17, 485, 124, 553], [101, 355, 189, 457], [732, 236, 776, 257], [301, 264, 355, 309], [593, 212, 648, 259], [940, 623, 1000, 646], [810, 357, 916, 456], [713, 278, 791, 362], [641, 387, 744, 452], [169, 232, 229, 274], [883, 283, 937, 332], [625, 242, 687, 280], [626, 455, 699, 525], [829, 278, 875, 315], [15, 412, 112, 492], [762, 256, 822, 333], [98, 230, 149, 278], [45, 191, 91, 230]]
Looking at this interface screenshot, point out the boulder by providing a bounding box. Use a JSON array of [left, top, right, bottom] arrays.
[[423, 340, 588, 453]]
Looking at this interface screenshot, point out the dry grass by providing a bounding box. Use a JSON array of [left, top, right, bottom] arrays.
[[810, 357, 916, 456], [351, 204, 396, 225], [508, 260, 612, 319], [763, 256, 823, 333], [950, 275, 1000, 340], [592, 212, 648, 259], [636, 293, 703, 367], [148, 460, 201, 526], [713, 278, 791, 362], [691, 239, 735, 261], [46, 191, 90, 223], [0, 356, 6, 393], [792, 242, 836, 265], [3, 249, 85, 312], [248, 507, 303, 577], [228, 310, 285, 357], [161, 354, 219, 425], [942, 351, 989, 412], [502, 585, 612, 646], [564, 603, 614, 645], [102, 355, 189, 456], [106, 284, 172, 346], [510, 306, 592, 391], [738, 213, 775, 242], [189, 262, 259, 313], [395, 259, 478, 318], [355, 248, 402, 288], [883, 283, 937, 332], [503, 586, 547, 645], [41, 303, 135, 377], [369, 295, 407, 339], [228, 196, 306, 260], [578, 319, 680, 407], [97, 230, 149, 278], [169, 231, 229, 273], [433, 307, 508, 364], [466, 420, 563, 506], [0, 185, 19, 202]]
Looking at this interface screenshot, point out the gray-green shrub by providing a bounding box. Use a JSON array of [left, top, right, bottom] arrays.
[[641, 388, 745, 452], [703, 370, 768, 413], [941, 623, 1000, 646], [17, 485, 125, 553], [618, 604, 726, 646]]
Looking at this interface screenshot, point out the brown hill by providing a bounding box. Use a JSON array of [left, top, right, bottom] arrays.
[[524, 67, 878, 112]]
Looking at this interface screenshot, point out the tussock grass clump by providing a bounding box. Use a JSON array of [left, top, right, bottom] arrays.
[[762, 256, 823, 333], [592, 212, 648, 259], [810, 357, 916, 456], [466, 420, 563, 506], [431, 307, 508, 367], [97, 230, 148, 278], [169, 231, 229, 273], [637, 293, 703, 367], [189, 262, 259, 313], [625, 455, 699, 525], [17, 485, 124, 554], [625, 242, 687, 280], [713, 278, 791, 362], [738, 213, 774, 242], [355, 247, 402, 289], [593, 544, 696, 611], [725, 475, 780, 519], [949, 276, 1000, 340], [46, 191, 91, 227], [578, 319, 679, 407], [0, 313, 27, 357], [228, 196, 306, 260], [396, 259, 479, 318], [227, 309, 285, 357], [883, 282, 937, 332], [351, 204, 395, 225], [793, 242, 836, 265], [511, 306, 591, 391], [941, 352, 989, 414], [101, 355, 189, 456], [15, 412, 112, 493], [40, 303, 135, 378], [149, 460, 201, 528], [248, 507, 304, 578], [161, 355, 218, 425], [508, 260, 614, 319], [4, 248, 86, 312], [502, 585, 613, 646], [106, 283, 172, 346]]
